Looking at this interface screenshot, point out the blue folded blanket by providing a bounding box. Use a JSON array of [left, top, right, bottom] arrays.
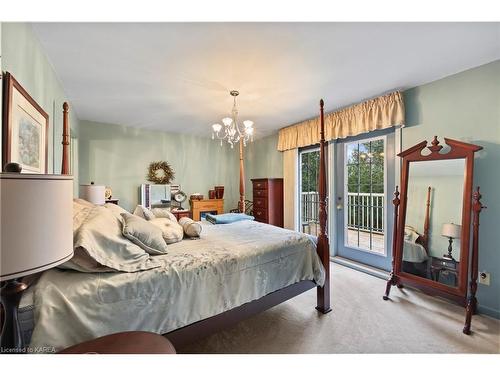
[[205, 213, 255, 224]]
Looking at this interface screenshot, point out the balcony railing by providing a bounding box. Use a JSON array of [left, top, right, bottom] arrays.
[[300, 191, 384, 236]]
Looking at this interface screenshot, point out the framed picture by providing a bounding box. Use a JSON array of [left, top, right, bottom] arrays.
[[2, 72, 48, 173]]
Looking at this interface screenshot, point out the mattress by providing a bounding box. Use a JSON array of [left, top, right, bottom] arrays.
[[25, 220, 325, 351]]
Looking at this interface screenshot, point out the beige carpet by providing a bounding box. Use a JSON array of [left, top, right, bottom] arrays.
[[179, 263, 500, 353]]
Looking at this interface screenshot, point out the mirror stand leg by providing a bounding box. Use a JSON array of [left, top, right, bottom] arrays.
[[383, 273, 397, 300]]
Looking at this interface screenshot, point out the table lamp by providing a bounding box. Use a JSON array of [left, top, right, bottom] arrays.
[[1, 168, 74, 351], [79, 181, 105, 205], [441, 223, 461, 260]]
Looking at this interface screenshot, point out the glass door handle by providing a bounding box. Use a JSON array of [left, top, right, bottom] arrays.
[[336, 196, 343, 210]]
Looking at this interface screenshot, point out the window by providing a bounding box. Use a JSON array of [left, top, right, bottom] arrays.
[[299, 147, 320, 236], [345, 137, 385, 254]]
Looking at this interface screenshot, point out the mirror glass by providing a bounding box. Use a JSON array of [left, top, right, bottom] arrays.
[[401, 159, 465, 287]]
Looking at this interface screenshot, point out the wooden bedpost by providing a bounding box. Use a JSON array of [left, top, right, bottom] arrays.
[[422, 186, 431, 249], [61, 102, 70, 175], [238, 138, 245, 213], [316, 99, 331, 314]]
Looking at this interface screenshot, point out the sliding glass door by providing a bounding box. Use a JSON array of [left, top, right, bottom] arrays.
[[298, 147, 320, 236], [335, 131, 395, 271]]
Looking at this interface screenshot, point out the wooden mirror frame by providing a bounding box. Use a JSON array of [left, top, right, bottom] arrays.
[[383, 136, 484, 334]]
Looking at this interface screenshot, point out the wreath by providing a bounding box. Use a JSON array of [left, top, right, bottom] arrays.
[[147, 161, 175, 184]]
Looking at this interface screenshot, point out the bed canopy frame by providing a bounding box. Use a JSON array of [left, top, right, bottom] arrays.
[[61, 100, 331, 348]]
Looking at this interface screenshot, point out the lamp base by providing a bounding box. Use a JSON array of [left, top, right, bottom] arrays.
[[0, 279, 28, 353]]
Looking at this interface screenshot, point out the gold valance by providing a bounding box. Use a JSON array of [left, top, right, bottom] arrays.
[[277, 91, 404, 151]]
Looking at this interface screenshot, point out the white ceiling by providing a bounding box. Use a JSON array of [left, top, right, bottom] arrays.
[[32, 23, 500, 138]]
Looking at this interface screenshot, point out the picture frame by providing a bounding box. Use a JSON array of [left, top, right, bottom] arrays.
[[2, 72, 48, 173]]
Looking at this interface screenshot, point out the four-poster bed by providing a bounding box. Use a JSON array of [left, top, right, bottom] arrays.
[[58, 100, 331, 348]]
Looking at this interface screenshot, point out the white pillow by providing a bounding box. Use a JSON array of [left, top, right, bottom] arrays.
[[150, 218, 184, 244], [121, 213, 168, 255], [178, 217, 202, 238], [133, 205, 156, 220], [151, 208, 177, 222]]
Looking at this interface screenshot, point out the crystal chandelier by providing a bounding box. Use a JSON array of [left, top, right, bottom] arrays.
[[212, 90, 254, 148]]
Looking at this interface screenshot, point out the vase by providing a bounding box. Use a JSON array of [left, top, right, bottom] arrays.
[[215, 186, 224, 199]]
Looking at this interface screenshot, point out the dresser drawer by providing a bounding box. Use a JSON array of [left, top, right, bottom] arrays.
[[431, 257, 458, 270], [253, 180, 268, 190], [253, 197, 267, 208], [253, 189, 268, 198], [253, 208, 268, 222]]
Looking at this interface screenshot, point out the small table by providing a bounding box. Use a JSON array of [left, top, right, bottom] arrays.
[[430, 256, 459, 287], [171, 209, 191, 221], [105, 199, 119, 205], [58, 331, 176, 354]]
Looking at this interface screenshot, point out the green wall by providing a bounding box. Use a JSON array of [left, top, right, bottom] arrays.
[[404, 60, 500, 318], [1, 23, 80, 178], [79, 120, 240, 212], [244, 133, 283, 197]]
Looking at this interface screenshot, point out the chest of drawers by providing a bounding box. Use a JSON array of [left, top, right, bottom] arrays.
[[251, 178, 283, 227]]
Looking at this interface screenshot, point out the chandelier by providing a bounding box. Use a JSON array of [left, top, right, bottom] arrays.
[[211, 90, 254, 148]]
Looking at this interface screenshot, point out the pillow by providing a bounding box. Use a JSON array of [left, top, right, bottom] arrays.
[[150, 218, 184, 244], [151, 208, 177, 222], [60, 206, 161, 273], [121, 213, 168, 255], [104, 202, 129, 221], [178, 217, 202, 238], [133, 205, 156, 220]]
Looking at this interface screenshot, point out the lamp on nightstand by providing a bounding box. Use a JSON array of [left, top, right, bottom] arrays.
[[1, 167, 74, 351], [441, 223, 461, 260]]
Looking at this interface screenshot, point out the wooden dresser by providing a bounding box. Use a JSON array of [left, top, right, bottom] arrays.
[[190, 199, 224, 221], [251, 178, 283, 227]]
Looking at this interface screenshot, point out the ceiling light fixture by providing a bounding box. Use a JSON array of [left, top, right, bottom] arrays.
[[211, 90, 254, 148]]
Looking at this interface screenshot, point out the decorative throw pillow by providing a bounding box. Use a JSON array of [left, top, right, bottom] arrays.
[[178, 217, 202, 238], [133, 205, 156, 220], [121, 213, 168, 255], [150, 218, 184, 244], [151, 208, 177, 222]]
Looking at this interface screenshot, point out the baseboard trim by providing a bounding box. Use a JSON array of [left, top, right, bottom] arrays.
[[331, 256, 389, 280], [477, 305, 500, 320]]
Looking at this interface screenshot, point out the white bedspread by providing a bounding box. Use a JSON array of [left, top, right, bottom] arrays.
[[28, 220, 324, 351]]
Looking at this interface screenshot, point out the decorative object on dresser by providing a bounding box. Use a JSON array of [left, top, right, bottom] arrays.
[[189, 193, 203, 201], [215, 185, 224, 199], [0, 171, 73, 351], [208, 189, 216, 199], [58, 332, 176, 354], [383, 136, 484, 335], [147, 161, 175, 184], [104, 186, 113, 200], [2, 72, 49, 174], [191, 198, 224, 221], [79, 182, 105, 205], [441, 223, 461, 260], [251, 178, 284, 227], [172, 190, 187, 209]]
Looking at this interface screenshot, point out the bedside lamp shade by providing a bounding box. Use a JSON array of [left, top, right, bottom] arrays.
[[0, 174, 74, 281], [80, 182, 105, 205], [441, 223, 461, 239]]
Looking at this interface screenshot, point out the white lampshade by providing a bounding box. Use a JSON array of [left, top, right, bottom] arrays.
[[80, 182, 105, 205], [0, 174, 74, 281], [441, 223, 461, 239], [212, 123, 222, 133], [243, 120, 253, 128]]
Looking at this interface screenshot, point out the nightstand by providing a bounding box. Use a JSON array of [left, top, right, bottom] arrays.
[[430, 256, 459, 287], [58, 331, 176, 354], [171, 209, 191, 221], [105, 199, 119, 205]]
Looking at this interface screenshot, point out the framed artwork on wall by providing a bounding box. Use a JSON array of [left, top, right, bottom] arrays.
[[2, 72, 48, 173]]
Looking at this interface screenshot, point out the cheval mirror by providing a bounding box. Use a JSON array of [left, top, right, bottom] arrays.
[[383, 136, 484, 334]]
